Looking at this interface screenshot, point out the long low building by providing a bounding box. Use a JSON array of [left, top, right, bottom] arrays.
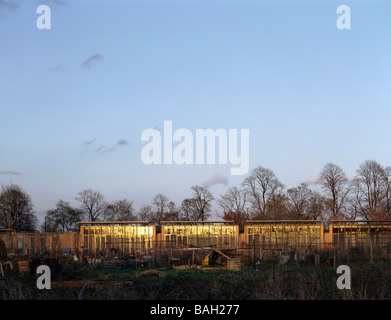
[[0, 229, 78, 256], [1, 220, 391, 257], [331, 220, 391, 251], [79, 221, 155, 256], [243, 220, 324, 250]]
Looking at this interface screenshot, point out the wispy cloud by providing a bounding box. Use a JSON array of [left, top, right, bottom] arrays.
[[48, 64, 65, 73], [82, 138, 132, 154], [117, 139, 132, 146], [82, 139, 96, 146], [302, 177, 321, 185], [81, 54, 104, 70], [303, 175, 356, 185], [0, 0, 20, 11], [0, 171, 22, 175], [203, 174, 229, 188], [0, 0, 21, 19], [94, 145, 116, 154], [42, 0, 67, 5], [1, 0, 67, 13]]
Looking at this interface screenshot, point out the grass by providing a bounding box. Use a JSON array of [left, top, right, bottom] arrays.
[[2, 260, 391, 300]]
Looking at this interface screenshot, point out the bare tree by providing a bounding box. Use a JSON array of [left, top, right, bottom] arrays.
[[104, 199, 137, 221], [179, 198, 198, 221], [345, 184, 362, 220], [75, 189, 106, 222], [138, 204, 153, 221], [381, 167, 391, 219], [218, 187, 249, 225], [266, 193, 289, 220], [188, 185, 214, 221], [218, 187, 248, 215], [222, 210, 251, 226], [242, 166, 284, 219], [0, 184, 37, 230], [165, 201, 180, 221], [287, 183, 312, 219], [307, 191, 326, 221], [319, 163, 350, 220], [151, 193, 170, 225], [354, 160, 386, 219], [44, 200, 84, 232], [286, 183, 325, 221]]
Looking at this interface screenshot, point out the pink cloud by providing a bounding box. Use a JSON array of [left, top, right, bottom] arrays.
[[203, 174, 229, 187]]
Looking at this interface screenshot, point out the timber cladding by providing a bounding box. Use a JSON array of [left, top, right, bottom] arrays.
[[0, 230, 78, 255]]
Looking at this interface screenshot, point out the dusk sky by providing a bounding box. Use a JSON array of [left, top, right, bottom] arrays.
[[0, 0, 390, 222]]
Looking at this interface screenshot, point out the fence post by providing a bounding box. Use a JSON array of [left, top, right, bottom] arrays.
[[253, 238, 255, 263]]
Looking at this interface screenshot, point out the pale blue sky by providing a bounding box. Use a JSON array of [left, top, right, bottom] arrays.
[[0, 0, 390, 221]]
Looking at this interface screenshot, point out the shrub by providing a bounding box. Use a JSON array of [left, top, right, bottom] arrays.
[[0, 238, 8, 261]]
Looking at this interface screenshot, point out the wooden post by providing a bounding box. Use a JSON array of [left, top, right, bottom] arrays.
[[369, 235, 373, 263], [253, 238, 255, 263]]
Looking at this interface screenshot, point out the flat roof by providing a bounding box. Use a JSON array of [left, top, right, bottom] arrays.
[[246, 220, 321, 224], [78, 221, 151, 225], [161, 221, 235, 224], [332, 220, 391, 225]]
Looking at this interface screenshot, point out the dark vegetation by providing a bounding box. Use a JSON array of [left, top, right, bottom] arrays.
[[1, 257, 391, 300], [0, 238, 7, 261]]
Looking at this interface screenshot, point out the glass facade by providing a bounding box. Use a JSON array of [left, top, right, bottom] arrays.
[[246, 221, 322, 249], [80, 223, 154, 256], [332, 221, 391, 250], [6, 220, 391, 256], [162, 222, 237, 249]]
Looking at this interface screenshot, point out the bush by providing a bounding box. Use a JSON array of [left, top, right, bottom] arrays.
[[0, 238, 8, 261], [62, 255, 81, 272], [350, 246, 362, 256]]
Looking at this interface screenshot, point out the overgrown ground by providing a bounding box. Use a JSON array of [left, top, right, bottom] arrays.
[[1, 258, 391, 300]]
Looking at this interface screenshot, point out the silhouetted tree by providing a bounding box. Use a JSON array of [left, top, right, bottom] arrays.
[[43, 200, 84, 232], [286, 183, 325, 220], [242, 166, 284, 219], [188, 185, 214, 221], [179, 198, 198, 221], [222, 210, 250, 226], [165, 201, 180, 221], [138, 204, 153, 221], [104, 199, 137, 221], [218, 187, 248, 215], [151, 193, 170, 225], [0, 184, 37, 230], [307, 191, 326, 221], [75, 189, 106, 222], [218, 187, 250, 226], [319, 163, 350, 220], [266, 193, 289, 220], [381, 167, 391, 219], [352, 160, 387, 220], [287, 183, 312, 219]]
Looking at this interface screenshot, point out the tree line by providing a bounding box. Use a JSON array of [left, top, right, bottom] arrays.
[[0, 159, 390, 232]]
